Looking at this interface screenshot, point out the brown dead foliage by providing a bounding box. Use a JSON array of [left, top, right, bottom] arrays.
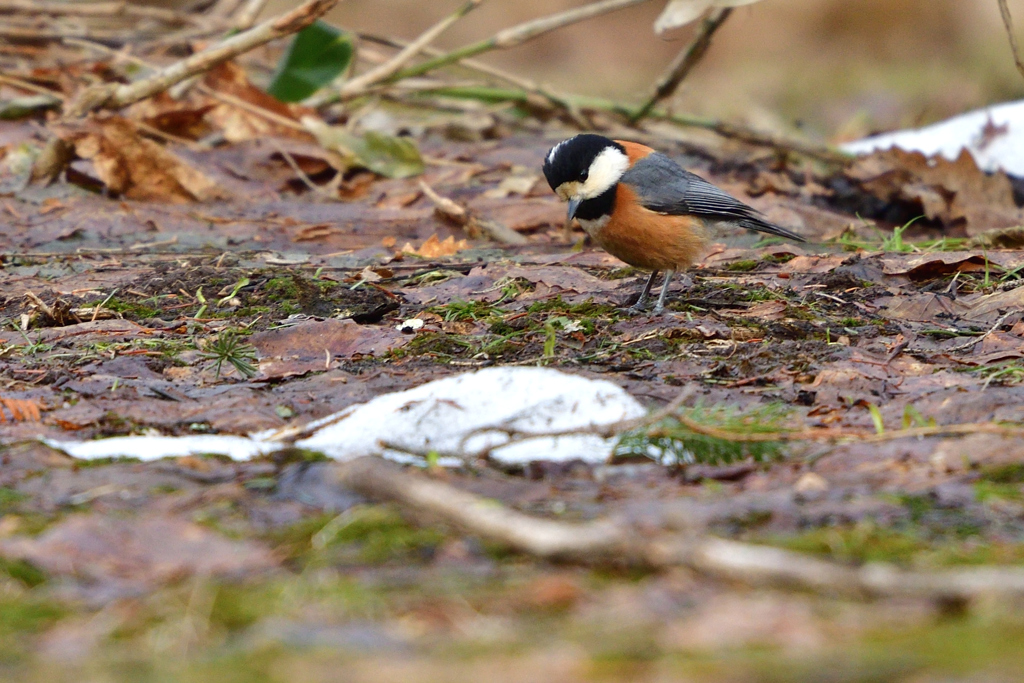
[[847, 148, 1024, 234], [50, 115, 225, 202]]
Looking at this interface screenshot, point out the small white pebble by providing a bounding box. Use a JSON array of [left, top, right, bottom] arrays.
[[396, 318, 425, 333]]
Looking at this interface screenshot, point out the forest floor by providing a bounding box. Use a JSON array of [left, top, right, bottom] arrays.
[[5, 13, 1024, 680]]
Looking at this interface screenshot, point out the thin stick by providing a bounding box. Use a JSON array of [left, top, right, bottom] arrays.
[[232, 0, 269, 30], [0, 0, 206, 26], [333, 455, 1024, 602], [0, 73, 65, 100], [356, 32, 591, 127], [65, 36, 308, 133], [63, 0, 341, 117], [269, 139, 338, 200], [999, 0, 1024, 81], [388, 0, 653, 83], [630, 8, 732, 124], [340, 0, 484, 98]]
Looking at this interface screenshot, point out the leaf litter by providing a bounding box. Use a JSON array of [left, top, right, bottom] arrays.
[[5, 8, 1024, 681]]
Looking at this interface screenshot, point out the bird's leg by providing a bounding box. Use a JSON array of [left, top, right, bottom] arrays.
[[651, 270, 675, 315], [630, 270, 659, 313]]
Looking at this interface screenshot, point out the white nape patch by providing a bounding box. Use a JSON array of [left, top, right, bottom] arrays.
[[579, 146, 628, 199], [577, 215, 610, 239], [546, 139, 567, 164]]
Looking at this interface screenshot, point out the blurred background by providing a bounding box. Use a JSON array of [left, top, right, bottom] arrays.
[[259, 0, 1024, 142]]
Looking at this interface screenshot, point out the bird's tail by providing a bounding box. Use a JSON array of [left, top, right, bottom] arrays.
[[737, 217, 806, 243]]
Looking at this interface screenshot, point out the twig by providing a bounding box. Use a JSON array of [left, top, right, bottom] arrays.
[[63, 0, 341, 117], [357, 32, 592, 127], [270, 139, 338, 200], [340, 0, 484, 98], [0, 73, 65, 100], [942, 310, 1016, 354], [387, 0, 654, 83], [66, 37, 308, 133], [232, 0, 269, 30], [0, 0, 206, 26], [467, 381, 1024, 450], [332, 456, 638, 562], [630, 8, 732, 124], [419, 180, 528, 246], [332, 455, 1024, 603], [999, 0, 1024, 82]]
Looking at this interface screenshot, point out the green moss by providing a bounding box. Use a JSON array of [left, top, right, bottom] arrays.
[[527, 297, 616, 316], [724, 259, 759, 272], [264, 276, 301, 301], [0, 487, 27, 512], [980, 463, 1024, 484], [0, 597, 64, 633], [0, 558, 46, 588], [404, 332, 474, 357], [272, 505, 447, 567]]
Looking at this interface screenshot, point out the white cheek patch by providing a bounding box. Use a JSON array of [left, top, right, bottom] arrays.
[[580, 147, 628, 199]]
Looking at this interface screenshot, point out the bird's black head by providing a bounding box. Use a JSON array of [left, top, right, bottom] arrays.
[[542, 134, 623, 194]]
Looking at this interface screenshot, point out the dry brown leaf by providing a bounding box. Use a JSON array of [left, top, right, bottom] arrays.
[[846, 148, 1023, 235], [0, 397, 41, 423], [401, 233, 468, 258], [294, 223, 340, 241], [54, 116, 224, 202], [202, 62, 313, 142]]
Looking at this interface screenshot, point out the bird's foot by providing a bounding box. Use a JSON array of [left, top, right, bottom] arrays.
[[628, 302, 649, 315], [650, 304, 666, 316]]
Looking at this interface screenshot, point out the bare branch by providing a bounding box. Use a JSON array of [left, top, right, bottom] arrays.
[[631, 8, 732, 124], [0, 0, 207, 27], [340, 0, 484, 98], [999, 0, 1024, 82], [333, 455, 1024, 603], [64, 0, 342, 117], [388, 0, 654, 83]]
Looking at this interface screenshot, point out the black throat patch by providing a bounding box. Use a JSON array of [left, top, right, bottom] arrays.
[[574, 185, 616, 221]]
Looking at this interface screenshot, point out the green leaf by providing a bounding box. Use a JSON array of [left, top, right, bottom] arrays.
[[267, 21, 353, 103], [303, 119, 425, 179]]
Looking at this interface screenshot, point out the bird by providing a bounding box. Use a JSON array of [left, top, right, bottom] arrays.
[[542, 134, 805, 314]]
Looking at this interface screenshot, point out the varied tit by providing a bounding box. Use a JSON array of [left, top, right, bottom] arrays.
[[542, 134, 805, 314]]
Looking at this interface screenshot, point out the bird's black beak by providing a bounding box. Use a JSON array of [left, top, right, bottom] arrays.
[[566, 198, 581, 221]]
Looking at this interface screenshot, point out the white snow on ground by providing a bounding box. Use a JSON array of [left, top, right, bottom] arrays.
[[44, 434, 284, 461], [42, 367, 647, 467], [840, 100, 1024, 176]]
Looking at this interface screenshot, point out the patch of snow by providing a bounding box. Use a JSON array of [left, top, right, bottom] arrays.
[[43, 367, 647, 467], [43, 434, 283, 461], [841, 100, 1024, 176], [296, 366, 646, 465]]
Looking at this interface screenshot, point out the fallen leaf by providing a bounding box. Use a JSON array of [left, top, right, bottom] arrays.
[[203, 62, 312, 142], [303, 117, 424, 178], [54, 116, 224, 202], [401, 233, 468, 258], [251, 319, 408, 379], [294, 223, 340, 241], [654, 0, 762, 33], [846, 148, 1023, 234]]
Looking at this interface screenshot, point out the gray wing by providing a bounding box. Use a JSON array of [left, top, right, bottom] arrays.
[[620, 152, 805, 242]]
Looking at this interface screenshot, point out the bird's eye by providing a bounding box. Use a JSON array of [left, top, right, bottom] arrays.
[[578, 171, 588, 182]]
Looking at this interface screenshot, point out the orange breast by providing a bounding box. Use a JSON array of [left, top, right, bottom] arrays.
[[591, 183, 711, 271]]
